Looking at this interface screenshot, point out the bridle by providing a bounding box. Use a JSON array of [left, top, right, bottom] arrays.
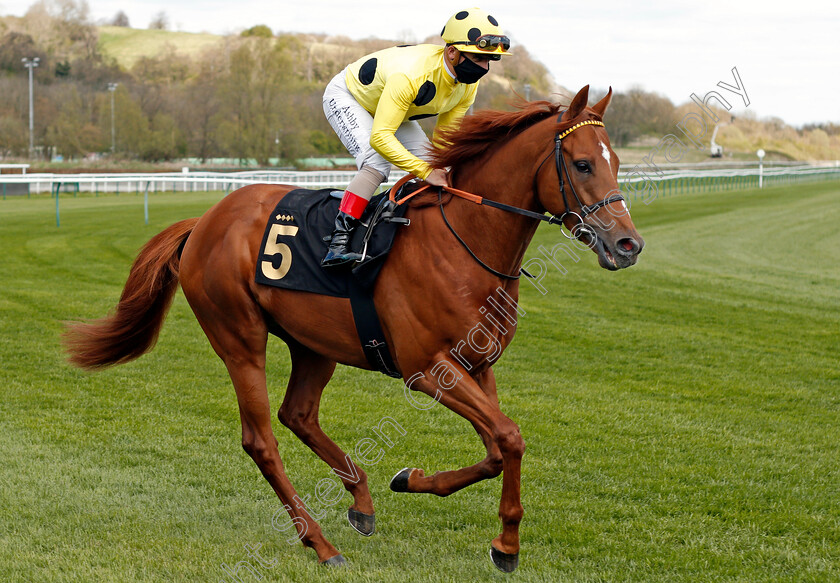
[[390, 113, 626, 280], [533, 114, 626, 241]]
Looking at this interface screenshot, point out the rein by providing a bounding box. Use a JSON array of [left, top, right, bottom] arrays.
[[389, 115, 626, 280], [436, 189, 523, 280], [390, 177, 562, 227], [390, 179, 541, 280]]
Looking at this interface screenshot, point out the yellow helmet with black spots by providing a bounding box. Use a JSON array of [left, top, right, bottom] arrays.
[[441, 8, 511, 59]]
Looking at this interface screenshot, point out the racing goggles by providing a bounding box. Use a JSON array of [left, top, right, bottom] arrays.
[[452, 34, 510, 54]]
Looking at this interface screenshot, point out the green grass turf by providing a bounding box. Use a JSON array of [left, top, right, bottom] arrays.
[[0, 182, 838, 582]]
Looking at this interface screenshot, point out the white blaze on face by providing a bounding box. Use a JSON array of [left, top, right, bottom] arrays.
[[599, 140, 612, 171], [597, 139, 630, 216]]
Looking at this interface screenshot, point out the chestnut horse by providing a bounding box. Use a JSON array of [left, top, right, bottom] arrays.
[[65, 85, 643, 572]]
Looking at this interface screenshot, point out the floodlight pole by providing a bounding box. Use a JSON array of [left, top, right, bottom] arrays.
[[108, 83, 119, 154], [22, 57, 40, 158]]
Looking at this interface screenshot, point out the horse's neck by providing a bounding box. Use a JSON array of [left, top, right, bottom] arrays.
[[446, 146, 544, 281]]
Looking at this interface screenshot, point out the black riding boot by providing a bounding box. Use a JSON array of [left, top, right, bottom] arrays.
[[321, 211, 362, 269]]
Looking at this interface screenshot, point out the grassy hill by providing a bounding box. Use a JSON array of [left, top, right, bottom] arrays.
[[98, 25, 225, 69]]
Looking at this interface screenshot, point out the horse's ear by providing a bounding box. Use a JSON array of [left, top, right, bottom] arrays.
[[562, 85, 590, 121], [591, 87, 613, 118]]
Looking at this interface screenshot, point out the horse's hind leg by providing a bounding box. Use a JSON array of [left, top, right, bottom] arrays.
[[184, 289, 343, 564], [278, 341, 376, 535], [225, 357, 343, 564]]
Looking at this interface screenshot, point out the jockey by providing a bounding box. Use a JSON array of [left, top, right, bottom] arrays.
[[321, 8, 512, 269]]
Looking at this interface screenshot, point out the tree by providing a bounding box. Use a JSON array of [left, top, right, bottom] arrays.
[[45, 85, 105, 158], [110, 88, 149, 157], [217, 38, 305, 164], [54, 60, 71, 77], [241, 25, 272, 38], [495, 45, 553, 99], [179, 69, 223, 162], [110, 10, 130, 27], [131, 49, 191, 86], [0, 32, 44, 73], [802, 122, 840, 136], [149, 11, 168, 31], [0, 116, 29, 157], [21, 0, 99, 62], [140, 112, 185, 161], [0, 77, 29, 127], [604, 87, 676, 147]]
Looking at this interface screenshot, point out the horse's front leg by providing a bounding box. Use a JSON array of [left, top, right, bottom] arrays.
[[392, 364, 524, 572], [390, 368, 503, 495]]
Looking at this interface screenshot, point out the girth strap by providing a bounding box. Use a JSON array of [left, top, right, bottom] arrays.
[[348, 277, 402, 378]]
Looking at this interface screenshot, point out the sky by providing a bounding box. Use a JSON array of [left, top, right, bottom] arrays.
[[1, 0, 838, 127]]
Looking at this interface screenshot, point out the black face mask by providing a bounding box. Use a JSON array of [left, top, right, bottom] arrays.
[[453, 55, 488, 84]]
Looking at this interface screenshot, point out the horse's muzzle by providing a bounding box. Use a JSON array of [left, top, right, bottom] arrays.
[[593, 232, 644, 271]]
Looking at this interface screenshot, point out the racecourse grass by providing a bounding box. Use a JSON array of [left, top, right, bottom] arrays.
[[0, 182, 838, 582]]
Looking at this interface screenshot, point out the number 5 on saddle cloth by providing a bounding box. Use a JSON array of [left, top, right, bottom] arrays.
[[255, 185, 413, 377]]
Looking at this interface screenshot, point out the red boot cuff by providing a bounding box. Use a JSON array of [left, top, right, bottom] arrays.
[[339, 191, 369, 219]]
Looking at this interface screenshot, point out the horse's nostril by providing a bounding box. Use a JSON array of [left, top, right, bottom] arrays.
[[617, 238, 639, 255]]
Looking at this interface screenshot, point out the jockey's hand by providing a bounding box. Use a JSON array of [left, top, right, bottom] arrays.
[[424, 168, 450, 188]]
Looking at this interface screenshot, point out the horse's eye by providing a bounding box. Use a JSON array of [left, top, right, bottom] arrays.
[[575, 161, 591, 174]]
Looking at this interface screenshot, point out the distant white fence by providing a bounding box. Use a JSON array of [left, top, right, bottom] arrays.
[[0, 163, 29, 174], [0, 161, 840, 225], [0, 162, 840, 197], [621, 162, 840, 197], [2, 162, 839, 199], [0, 169, 379, 196], [2, 162, 840, 226]]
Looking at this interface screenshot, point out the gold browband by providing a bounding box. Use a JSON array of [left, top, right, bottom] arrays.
[[556, 119, 605, 140]]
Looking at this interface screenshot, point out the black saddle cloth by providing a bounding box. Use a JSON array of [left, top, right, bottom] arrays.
[[254, 188, 409, 297]]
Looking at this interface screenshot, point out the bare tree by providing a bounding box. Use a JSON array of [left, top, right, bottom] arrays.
[[149, 11, 168, 31], [110, 10, 130, 27]]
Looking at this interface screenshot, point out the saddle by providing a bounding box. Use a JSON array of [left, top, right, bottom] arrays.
[[255, 187, 410, 297], [255, 183, 416, 377]]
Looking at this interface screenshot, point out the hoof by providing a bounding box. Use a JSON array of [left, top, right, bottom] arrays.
[[389, 467, 412, 493], [320, 554, 348, 567], [490, 545, 519, 573], [347, 508, 375, 536]]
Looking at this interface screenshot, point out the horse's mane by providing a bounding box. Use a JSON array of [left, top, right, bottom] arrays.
[[428, 100, 564, 171]]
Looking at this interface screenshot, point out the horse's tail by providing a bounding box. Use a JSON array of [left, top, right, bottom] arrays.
[[64, 218, 199, 370]]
